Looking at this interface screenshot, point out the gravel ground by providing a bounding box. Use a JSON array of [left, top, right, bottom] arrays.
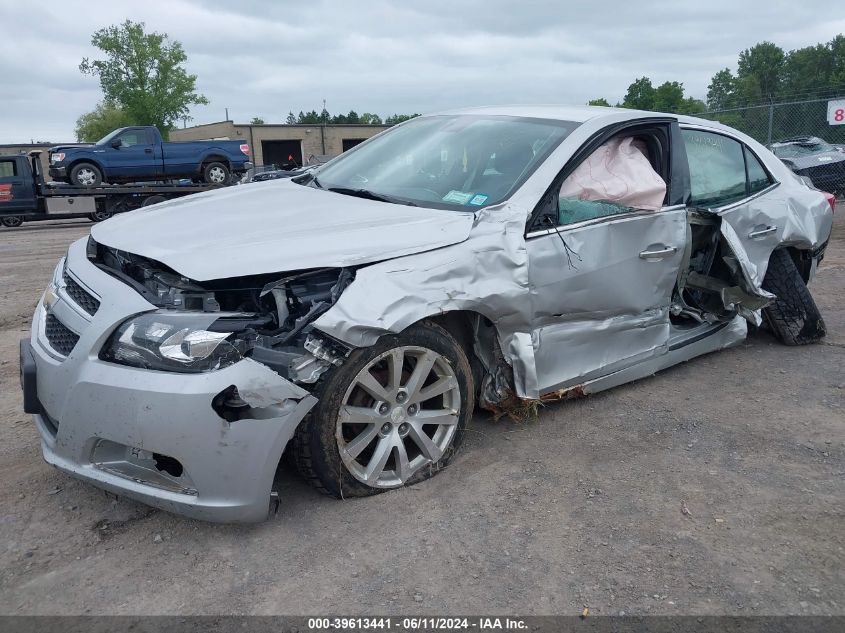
[[0, 210, 842, 616]]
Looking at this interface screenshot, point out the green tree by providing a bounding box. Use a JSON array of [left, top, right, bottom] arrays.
[[74, 101, 134, 141], [621, 77, 655, 110], [736, 41, 785, 102], [587, 98, 611, 106], [297, 110, 321, 124], [79, 20, 208, 135], [285, 111, 297, 124], [250, 116, 265, 125], [385, 113, 419, 124], [653, 81, 685, 112], [359, 112, 383, 124], [678, 97, 707, 115], [706, 68, 736, 110]]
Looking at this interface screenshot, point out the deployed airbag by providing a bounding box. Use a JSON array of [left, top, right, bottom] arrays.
[[558, 136, 667, 223]]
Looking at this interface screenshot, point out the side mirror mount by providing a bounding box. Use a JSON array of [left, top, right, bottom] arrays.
[[111, 139, 123, 149]]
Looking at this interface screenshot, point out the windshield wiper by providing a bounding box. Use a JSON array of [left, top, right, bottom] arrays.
[[327, 187, 417, 206]]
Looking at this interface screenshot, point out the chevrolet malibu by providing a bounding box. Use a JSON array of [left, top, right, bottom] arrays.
[[20, 106, 834, 522]]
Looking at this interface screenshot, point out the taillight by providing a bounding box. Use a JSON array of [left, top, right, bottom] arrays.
[[823, 191, 836, 213], [239, 144, 250, 156]]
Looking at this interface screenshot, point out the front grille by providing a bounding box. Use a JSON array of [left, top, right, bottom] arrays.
[[63, 272, 100, 315], [44, 313, 80, 356]]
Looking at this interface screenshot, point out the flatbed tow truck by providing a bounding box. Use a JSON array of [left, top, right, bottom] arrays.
[[0, 151, 228, 228]]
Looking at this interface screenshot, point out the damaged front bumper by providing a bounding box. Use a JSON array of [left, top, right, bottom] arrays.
[[26, 238, 318, 522]]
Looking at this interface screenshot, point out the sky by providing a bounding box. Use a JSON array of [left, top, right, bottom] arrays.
[[0, 0, 841, 143]]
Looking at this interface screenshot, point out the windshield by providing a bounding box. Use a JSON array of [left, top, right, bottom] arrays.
[[311, 115, 577, 210], [773, 140, 836, 158], [95, 128, 125, 146]]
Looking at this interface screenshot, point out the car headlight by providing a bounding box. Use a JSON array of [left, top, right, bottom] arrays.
[[51, 153, 65, 163], [99, 312, 244, 373]]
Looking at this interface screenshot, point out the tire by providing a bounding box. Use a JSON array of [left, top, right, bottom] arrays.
[[761, 248, 826, 345], [142, 195, 168, 207], [88, 209, 113, 222], [203, 162, 230, 185], [293, 321, 474, 498], [69, 162, 103, 187], [1, 216, 23, 228]]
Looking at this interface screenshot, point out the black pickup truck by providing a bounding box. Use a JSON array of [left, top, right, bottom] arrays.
[[0, 152, 227, 228]]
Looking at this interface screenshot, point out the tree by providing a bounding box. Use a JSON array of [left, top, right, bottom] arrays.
[[652, 81, 685, 113], [587, 98, 611, 107], [297, 110, 321, 124], [79, 20, 208, 135], [74, 101, 134, 141], [359, 112, 383, 124], [250, 116, 265, 125], [621, 77, 655, 110], [285, 111, 297, 124], [678, 97, 707, 115], [736, 41, 785, 102], [706, 68, 736, 110], [385, 114, 419, 124]]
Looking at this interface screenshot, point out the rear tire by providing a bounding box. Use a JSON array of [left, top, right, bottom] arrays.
[[1, 216, 23, 227], [88, 209, 112, 222], [142, 194, 168, 207], [761, 249, 826, 345], [292, 322, 473, 498], [69, 162, 103, 187], [203, 162, 230, 185]]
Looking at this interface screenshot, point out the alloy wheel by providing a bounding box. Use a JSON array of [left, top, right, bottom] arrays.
[[336, 346, 461, 488]]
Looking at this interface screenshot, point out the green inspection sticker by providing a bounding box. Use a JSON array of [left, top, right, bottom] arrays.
[[442, 190, 474, 204]]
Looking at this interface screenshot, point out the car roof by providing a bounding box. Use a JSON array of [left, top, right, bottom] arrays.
[[427, 104, 730, 129]]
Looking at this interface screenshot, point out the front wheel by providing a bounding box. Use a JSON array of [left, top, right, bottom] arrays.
[[293, 322, 474, 498], [69, 162, 103, 187], [761, 249, 826, 345], [203, 162, 230, 185]]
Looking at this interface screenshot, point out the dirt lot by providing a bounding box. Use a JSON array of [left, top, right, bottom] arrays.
[[0, 210, 842, 616]]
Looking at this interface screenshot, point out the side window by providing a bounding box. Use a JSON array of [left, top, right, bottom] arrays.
[[682, 129, 746, 208], [0, 160, 17, 178], [556, 135, 667, 226], [745, 147, 772, 195], [118, 131, 141, 147]]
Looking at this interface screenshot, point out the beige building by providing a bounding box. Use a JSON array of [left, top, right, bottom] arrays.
[[169, 121, 391, 168]]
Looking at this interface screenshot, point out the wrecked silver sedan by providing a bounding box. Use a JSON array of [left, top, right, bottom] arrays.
[[20, 106, 834, 522]]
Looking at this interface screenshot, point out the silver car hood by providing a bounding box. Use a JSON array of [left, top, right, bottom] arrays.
[[91, 179, 475, 281]]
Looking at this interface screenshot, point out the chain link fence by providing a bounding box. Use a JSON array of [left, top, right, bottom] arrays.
[[697, 97, 845, 147]]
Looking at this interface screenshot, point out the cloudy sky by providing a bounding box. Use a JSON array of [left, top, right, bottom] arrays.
[[0, 0, 841, 143]]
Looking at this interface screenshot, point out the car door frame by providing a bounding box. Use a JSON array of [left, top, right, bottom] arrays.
[[524, 118, 691, 395], [106, 127, 160, 180], [679, 124, 782, 295]]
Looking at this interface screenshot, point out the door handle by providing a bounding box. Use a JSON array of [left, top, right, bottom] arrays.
[[144, 148, 153, 154], [748, 225, 777, 239], [639, 246, 677, 259]]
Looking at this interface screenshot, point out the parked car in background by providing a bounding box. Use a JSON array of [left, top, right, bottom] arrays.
[[243, 164, 316, 183], [771, 136, 845, 197], [21, 106, 833, 522], [48, 126, 252, 187]]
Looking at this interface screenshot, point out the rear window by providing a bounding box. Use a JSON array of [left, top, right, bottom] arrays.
[[745, 148, 772, 195], [0, 160, 17, 178], [682, 130, 747, 207]]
